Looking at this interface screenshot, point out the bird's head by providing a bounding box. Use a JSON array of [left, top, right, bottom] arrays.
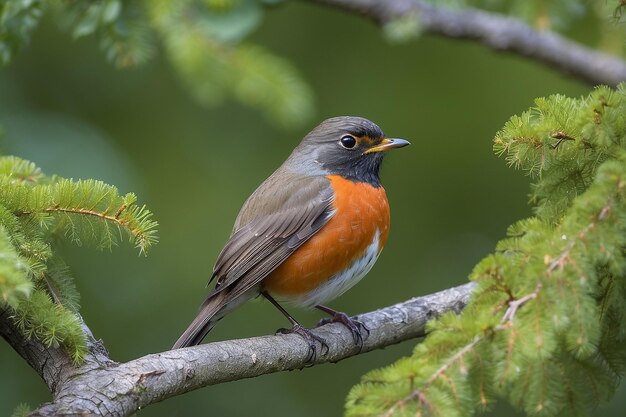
[[288, 116, 410, 186]]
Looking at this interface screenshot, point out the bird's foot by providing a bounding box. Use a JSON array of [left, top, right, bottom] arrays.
[[316, 307, 369, 350], [276, 324, 329, 363]]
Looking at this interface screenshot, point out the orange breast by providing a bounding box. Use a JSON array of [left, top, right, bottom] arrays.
[[262, 175, 390, 299]]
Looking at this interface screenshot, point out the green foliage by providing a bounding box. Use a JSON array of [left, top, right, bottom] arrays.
[[0, 177, 158, 252], [153, 0, 313, 127], [0, 155, 157, 363], [0, 0, 312, 127], [12, 288, 87, 362], [383, 12, 423, 43], [0, 224, 32, 307], [347, 84, 626, 417], [55, 0, 156, 68], [10, 403, 31, 417], [0, 0, 44, 65]]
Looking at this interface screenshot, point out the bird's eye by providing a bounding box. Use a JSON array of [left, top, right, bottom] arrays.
[[339, 135, 357, 149]]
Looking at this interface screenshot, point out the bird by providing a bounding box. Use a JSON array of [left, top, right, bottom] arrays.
[[173, 116, 409, 358]]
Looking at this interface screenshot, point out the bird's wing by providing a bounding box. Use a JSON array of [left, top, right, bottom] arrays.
[[206, 172, 334, 303]]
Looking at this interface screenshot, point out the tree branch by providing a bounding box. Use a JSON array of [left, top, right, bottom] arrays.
[[0, 282, 476, 416], [0, 308, 114, 403], [305, 0, 626, 86]]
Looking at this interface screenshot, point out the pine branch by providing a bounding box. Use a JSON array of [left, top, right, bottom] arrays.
[[303, 0, 626, 86], [0, 156, 159, 367], [380, 287, 540, 417], [0, 283, 475, 417], [4, 178, 159, 254], [0, 225, 32, 307], [347, 83, 626, 416]]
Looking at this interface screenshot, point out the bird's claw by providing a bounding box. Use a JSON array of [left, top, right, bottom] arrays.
[[276, 324, 329, 363], [316, 311, 369, 350]]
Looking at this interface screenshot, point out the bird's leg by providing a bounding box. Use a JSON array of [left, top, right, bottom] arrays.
[[261, 292, 328, 363], [315, 305, 369, 350]]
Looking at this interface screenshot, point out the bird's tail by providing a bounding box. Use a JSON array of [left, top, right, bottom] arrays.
[[172, 292, 229, 349]]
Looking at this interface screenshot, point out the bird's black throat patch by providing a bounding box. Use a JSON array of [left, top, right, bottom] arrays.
[[320, 150, 385, 187]]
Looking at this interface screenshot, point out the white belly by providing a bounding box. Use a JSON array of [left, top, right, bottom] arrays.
[[289, 230, 381, 308]]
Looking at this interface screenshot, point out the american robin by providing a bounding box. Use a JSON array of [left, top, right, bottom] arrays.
[[173, 116, 409, 357]]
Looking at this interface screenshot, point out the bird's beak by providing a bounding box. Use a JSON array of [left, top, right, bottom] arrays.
[[363, 138, 411, 154]]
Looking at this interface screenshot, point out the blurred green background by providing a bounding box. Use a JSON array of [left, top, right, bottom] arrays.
[[1, 2, 624, 416]]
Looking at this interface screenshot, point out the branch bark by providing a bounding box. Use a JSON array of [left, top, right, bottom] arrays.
[[0, 282, 476, 416], [305, 0, 626, 87]]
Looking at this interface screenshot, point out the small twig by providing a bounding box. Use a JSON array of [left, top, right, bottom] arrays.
[[15, 205, 148, 246], [598, 205, 611, 220], [550, 131, 576, 149], [547, 244, 574, 273], [501, 287, 540, 322], [44, 207, 125, 224], [114, 204, 128, 219], [383, 334, 483, 417]]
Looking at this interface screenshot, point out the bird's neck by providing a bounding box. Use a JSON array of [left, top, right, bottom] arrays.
[[329, 157, 383, 188]]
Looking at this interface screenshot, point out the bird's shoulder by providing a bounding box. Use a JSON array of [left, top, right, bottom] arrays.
[[232, 168, 333, 233]]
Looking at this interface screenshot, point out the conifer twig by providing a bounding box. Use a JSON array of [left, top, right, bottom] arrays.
[[381, 286, 540, 416], [43, 206, 132, 226], [375, 185, 620, 417], [383, 334, 483, 417], [0, 282, 476, 417], [501, 286, 540, 322], [304, 0, 626, 86]]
